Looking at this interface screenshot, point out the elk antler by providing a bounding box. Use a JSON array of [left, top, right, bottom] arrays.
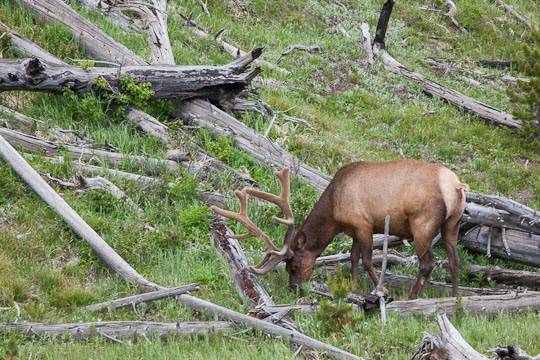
[[211, 168, 295, 274]]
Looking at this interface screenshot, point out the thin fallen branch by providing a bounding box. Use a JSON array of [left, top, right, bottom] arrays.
[[81, 284, 200, 311], [0, 133, 163, 292], [0, 320, 231, 341], [276, 45, 322, 64]]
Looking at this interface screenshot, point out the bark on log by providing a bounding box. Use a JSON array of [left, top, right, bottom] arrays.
[[0, 133, 163, 292], [176, 99, 332, 192], [0, 54, 261, 104], [177, 294, 363, 360], [210, 217, 274, 307], [81, 284, 200, 311], [0, 320, 232, 341]]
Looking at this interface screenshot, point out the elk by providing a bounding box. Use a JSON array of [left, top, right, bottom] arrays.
[[211, 160, 469, 300]]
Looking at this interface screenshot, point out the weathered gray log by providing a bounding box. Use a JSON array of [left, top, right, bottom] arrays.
[[0, 133, 163, 292], [460, 226, 540, 268], [464, 264, 540, 288], [377, 50, 521, 128], [465, 192, 540, 235], [177, 294, 363, 360], [0, 320, 232, 340], [210, 217, 274, 307], [114, 0, 174, 65], [81, 284, 200, 311], [385, 291, 540, 318], [0, 54, 261, 103], [412, 314, 489, 359], [494, 0, 532, 29], [176, 99, 332, 192], [15, 0, 147, 65]]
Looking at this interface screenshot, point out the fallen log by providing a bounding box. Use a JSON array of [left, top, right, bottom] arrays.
[[464, 192, 540, 235], [0, 53, 261, 104], [371, 0, 521, 129], [0, 320, 231, 341], [464, 264, 540, 288], [412, 314, 489, 359], [385, 291, 540, 318], [177, 294, 363, 360], [461, 225, 540, 268], [0, 133, 163, 292], [176, 98, 332, 192], [16, 0, 147, 65], [210, 217, 274, 307]]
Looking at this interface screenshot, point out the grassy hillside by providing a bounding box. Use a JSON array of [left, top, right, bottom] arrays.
[[1, 0, 539, 358]]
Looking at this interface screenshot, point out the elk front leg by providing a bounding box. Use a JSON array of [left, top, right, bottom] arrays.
[[352, 236, 381, 291]]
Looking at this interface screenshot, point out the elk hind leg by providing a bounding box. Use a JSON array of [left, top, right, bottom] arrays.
[[441, 222, 460, 297]]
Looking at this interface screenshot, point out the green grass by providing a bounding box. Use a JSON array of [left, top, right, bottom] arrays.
[[1, 0, 540, 358]]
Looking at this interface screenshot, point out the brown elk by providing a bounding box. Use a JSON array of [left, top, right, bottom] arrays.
[[211, 160, 469, 300]]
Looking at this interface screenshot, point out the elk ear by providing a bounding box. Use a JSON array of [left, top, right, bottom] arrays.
[[296, 233, 307, 248]]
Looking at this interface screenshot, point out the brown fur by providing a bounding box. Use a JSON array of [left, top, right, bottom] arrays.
[[285, 159, 468, 299]]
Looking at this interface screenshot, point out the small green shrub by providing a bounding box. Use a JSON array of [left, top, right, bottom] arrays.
[[508, 30, 540, 149], [315, 264, 354, 334]]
